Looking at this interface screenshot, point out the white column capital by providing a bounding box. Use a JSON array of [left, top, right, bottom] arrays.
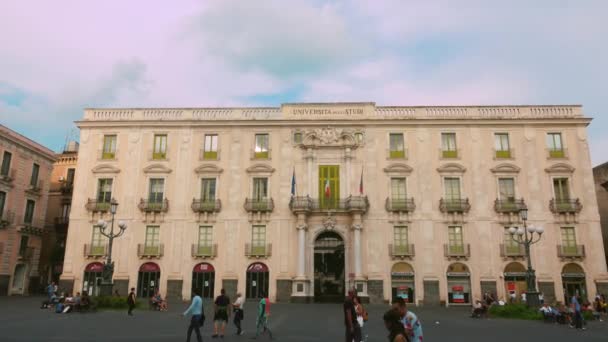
[[296, 223, 308, 231], [351, 224, 363, 231]]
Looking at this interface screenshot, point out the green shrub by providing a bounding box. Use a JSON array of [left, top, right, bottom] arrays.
[[489, 304, 542, 320], [93, 296, 142, 310]]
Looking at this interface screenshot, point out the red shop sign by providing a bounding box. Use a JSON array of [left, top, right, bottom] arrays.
[[452, 285, 464, 292], [85, 262, 104, 272], [193, 263, 215, 273], [507, 282, 516, 291]]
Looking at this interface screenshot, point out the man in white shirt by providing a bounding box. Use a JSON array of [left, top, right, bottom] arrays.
[[232, 293, 245, 335]]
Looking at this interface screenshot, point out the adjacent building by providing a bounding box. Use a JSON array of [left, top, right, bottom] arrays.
[[593, 162, 608, 266], [60, 103, 608, 305], [40, 142, 78, 286], [0, 125, 55, 295]]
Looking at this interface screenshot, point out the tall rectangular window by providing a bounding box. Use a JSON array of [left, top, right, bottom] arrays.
[[553, 178, 570, 201], [448, 226, 464, 254], [102, 135, 117, 159], [30, 163, 40, 187], [97, 179, 113, 203], [498, 178, 515, 201], [254, 134, 269, 159], [441, 133, 458, 158], [503, 228, 520, 254], [66, 168, 75, 185], [91, 226, 105, 255], [153, 134, 168, 160], [0, 191, 6, 218], [198, 226, 213, 247], [547, 133, 564, 158], [394, 226, 409, 254], [144, 226, 160, 254], [389, 133, 405, 158], [203, 134, 218, 159], [318, 165, 340, 209], [391, 178, 407, 199], [560, 227, 577, 254], [494, 133, 511, 158], [252, 225, 266, 255], [24, 200, 35, 224], [148, 179, 165, 203], [444, 178, 461, 200], [253, 178, 268, 199], [1, 151, 12, 176], [19, 235, 29, 256], [201, 178, 216, 201]]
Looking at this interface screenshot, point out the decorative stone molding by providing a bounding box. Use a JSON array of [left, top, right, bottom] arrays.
[[194, 164, 224, 175], [143, 164, 173, 174], [299, 127, 364, 149], [436, 163, 466, 174], [296, 223, 308, 231], [383, 163, 413, 176], [91, 164, 121, 174], [545, 163, 575, 174], [246, 164, 275, 174], [490, 163, 521, 174], [322, 214, 337, 230]]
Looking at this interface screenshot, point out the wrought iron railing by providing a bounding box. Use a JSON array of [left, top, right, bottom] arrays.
[[385, 198, 415, 212], [244, 198, 274, 212], [494, 199, 527, 213], [549, 198, 582, 214], [439, 198, 471, 213], [191, 244, 218, 258], [444, 244, 470, 258], [137, 244, 164, 257], [138, 199, 169, 213], [388, 244, 415, 258]]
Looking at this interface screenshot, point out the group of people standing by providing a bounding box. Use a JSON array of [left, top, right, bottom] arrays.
[[183, 289, 273, 342]]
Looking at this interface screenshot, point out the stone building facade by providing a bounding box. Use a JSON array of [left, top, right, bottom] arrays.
[[0, 125, 55, 295], [593, 162, 608, 267], [60, 103, 608, 304]]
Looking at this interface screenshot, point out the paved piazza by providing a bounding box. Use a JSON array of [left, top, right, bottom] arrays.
[[1, 297, 606, 341]]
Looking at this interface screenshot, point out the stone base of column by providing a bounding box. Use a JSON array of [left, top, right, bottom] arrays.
[[352, 278, 369, 302], [291, 278, 312, 302]]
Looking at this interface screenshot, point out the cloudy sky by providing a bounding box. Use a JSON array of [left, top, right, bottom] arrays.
[[1, 0, 607, 165]]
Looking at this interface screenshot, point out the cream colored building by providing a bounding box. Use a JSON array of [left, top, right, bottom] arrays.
[[0, 125, 55, 295], [60, 103, 608, 304]]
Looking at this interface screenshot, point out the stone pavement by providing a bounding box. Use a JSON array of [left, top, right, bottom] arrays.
[[1, 297, 607, 341]]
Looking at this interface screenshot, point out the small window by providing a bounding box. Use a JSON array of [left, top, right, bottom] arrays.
[[441, 133, 458, 158], [102, 135, 117, 159], [498, 178, 515, 201], [254, 134, 269, 159], [444, 178, 461, 200], [560, 227, 577, 254], [66, 168, 76, 185], [24, 200, 35, 224], [252, 225, 266, 254], [153, 134, 168, 160], [503, 228, 519, 253], [97, 179, 113, 203], [293, 132, 303, 144], [394, 226, 409, 247], [203, 134, 218, 159], [1, 151, 12, 176], [19, 235, 29, 256], [494, 133, 511, 158], [30, 163, 40, 187], [448, 226, 464, 253], [198, 226, 213, 247], [389, 133, 405, 158], [553, 178, 570, 201], [390, 178, 407, 199], [91, 226, 106, 255], [355, 132, 364, 144], [145, 226, 160, 249], [0, 191, 6, 218], [547, 133, 564, 158], [148, 179, 165, 203]]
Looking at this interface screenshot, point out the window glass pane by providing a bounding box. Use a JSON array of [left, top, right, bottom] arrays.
[[1, 151, 12, 175], [62, 204, 71, 218], [103, 135, 117, 153], [389, 133, 404, 151], [547, 133, 563, 150], [66, 168, 75, 184], [30, 163, 40, 186], [149, 179, 164, 202], [253, 178, 268, 198], [553, 178, 570, 200], [201, 178, 216, 200], [97, 179, 113, 202], [504, 229, 519, 250], [560, 227, 576, 246], [252, 225, 266, 246], [448, 226, 463, 251], [92, 226, 104, 246], [394, 226, 408, 246], [199, 226, 212, 246], [25, 200, 35, 223], [154, 135, 167, 153], [444, 178, 461, 199], [19, 235, 29, 255], [391, 178, 407, 199], [442, 133, 457, 151], [145, 226, 160, 246], [498, 178, 515, 200], [0, 191, 5, 217], [494, 134, 509, 151], [204, 135, 218, 152], [255, 134, 269, 152]]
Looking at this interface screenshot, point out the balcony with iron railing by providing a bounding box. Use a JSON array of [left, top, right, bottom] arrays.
[[385, 198, 416, 213], [138, 199, 169, 213], [244, 198, 274, 213], [494, 199, 527, 214], [549, 198, 582, 214], [26, 180, 44, 195], [388, 244, 415, 259], [191, 244, 218, 258], [557, 245, 585, 259], [83, 243, 107, 258], [499, 244, 525, 258], [137, 244, 164, 258], [444, 244, 471, 259], [18, 247, 34, 261], [547, 148, 568, 159], [0, 168, 16, 185], [191, 199, 221, 213], [60, 181, 74, 195], [0, 210, 14, 228], [85, 199, 111, 213], [288, 196, 369, 214], [245, 243, 272, 258], [439, 198, 471, 213]]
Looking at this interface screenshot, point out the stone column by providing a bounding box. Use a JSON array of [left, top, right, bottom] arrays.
[[296, 219, 307, 278], [352, 223, 362, 278], [306, 148, 313, 196], [345, 147, 352, 195], [292, 212, 311, 302]]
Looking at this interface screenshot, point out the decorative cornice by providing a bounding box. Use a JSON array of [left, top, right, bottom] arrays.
[[91, 164, 121, 174], [383, 163, 413, 175], [143, 164, 173, 174], [194, 164, 224, 175], [545, 163, 575, 174], [246, 164, 275, 174], [437, 163, 466, 174], [491, 163, 521, 174]]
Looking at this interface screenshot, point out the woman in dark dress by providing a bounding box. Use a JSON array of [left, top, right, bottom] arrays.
[[384, 308, 409, 342]]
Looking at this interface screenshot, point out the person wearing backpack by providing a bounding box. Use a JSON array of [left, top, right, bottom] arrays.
[[127, 288, 136, 316]]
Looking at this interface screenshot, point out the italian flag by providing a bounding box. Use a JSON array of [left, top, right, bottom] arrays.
[[324, 178, 331, 198]]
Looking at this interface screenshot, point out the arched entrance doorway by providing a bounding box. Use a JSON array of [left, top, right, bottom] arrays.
[[83, 262, 104, 296], [192, 263, 215, 299], [246, 262, 269, 299], [137, 262, 161, 298], [562, 263, 587, 303], [391, 262, 415, 303], [503, 262, 527, 303], [447, 263, 471, 304], [314, 231, 345, 302], [11, 264, 27, 294]]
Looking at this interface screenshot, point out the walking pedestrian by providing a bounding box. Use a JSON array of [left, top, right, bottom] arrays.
[[233, 293, 245, 335], [383, 308, 408, 342], [127, 287, 136, 316], [46, 282, 55, 302], [570, 293, 585, 330], [344, 289, 362, 342], [252, 292, 273, 340], [184, 289, 204, 342], [354, 296, 368, 341], [213, 289, 231, 338], [393, 297, 423, 342]]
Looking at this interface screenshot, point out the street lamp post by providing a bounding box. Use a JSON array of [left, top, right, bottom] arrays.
[[95, 198, 127, 296], [507, 208, 544, 307]]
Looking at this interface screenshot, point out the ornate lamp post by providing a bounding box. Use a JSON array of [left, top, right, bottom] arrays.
[[507, 208, 544, 307], [95, 198, 127, 296]]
